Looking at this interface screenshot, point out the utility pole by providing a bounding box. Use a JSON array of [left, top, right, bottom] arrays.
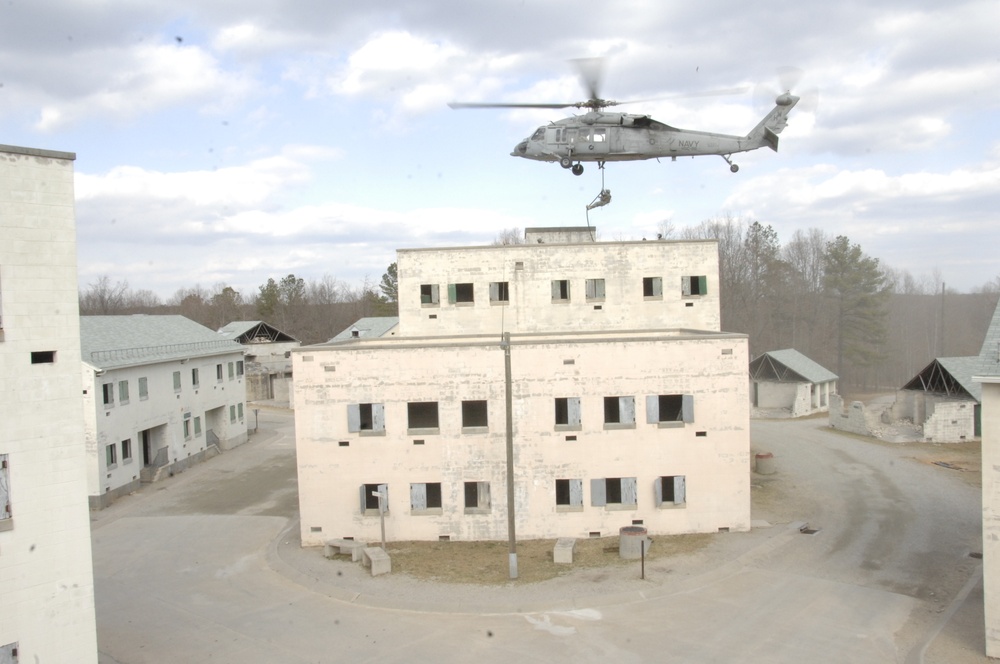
[[502, 332, 517, 579]]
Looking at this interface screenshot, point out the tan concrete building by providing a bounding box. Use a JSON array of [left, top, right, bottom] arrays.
[[295, 231, 750, 546], [975, 301, 1000, 656], [0, 144, 98, 662]]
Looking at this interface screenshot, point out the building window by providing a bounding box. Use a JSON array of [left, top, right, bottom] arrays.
[[555, 478, 583, 510], [216, 364, 224, 382], [1, 454, 11, 526], [121, 439, 132, 463], [102, 383, 114, 408], [119, 379, 129, 404], [348, 403, 386, 433], [464, 481, 491, 513], [656, 475, 687, 506], [682, 275, 708, 296], [603, 396, 636, 428], [420, 284, 440, 306], [551, 279, 570, 302], [448, 283, 474, 304], [139, 377, 148, 400], [228, 362, 235, 380], [237, 403, 244, 420], [407, 402, 440, 432], [173, 371, 182, 392], [183, 414, 192, 440], [194, 416, 202, 436], [410, 482, 443, 512], [643, 277, 663, 298], [591, 477, 638, 507], [230, 405, 237, 423], [106, 444, 118, 468], [191, 368, 199, 388], [585, 278, 606, 300], [554, 397, 582, 430], [236, 361, 244, 377], [30, 350, 56, 363], [360, 483, 388, 514], [461, 400, 488, 431], [646, 394, 694, 425], [489, 282, 509, 304]]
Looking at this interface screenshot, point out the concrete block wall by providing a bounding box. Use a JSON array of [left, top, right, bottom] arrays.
[[981, 380, 1000, 657], [922, 399, 976, 442], [828, 394, 880, 436]]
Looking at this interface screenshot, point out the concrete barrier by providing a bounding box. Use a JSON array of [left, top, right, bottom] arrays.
[[619, 526, 651, 559], [554, 538, 576, 564], [362, 547, 391, 576], [755, 452, 776, 475], [324, 538, 367, 561]]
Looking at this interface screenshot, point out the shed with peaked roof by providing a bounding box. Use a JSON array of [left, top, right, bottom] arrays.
[[328, 317, 399, 342], [218, 321, 300, 405], [890, 357, 981, 441], [749, 349, 838, 418]]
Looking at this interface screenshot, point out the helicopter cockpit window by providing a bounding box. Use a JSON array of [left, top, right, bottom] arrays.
[[593, 128, 606, 143], [531, 127, 545, 141]]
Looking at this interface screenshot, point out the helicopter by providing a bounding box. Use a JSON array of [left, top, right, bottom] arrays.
[[449, 60, 801, 176]]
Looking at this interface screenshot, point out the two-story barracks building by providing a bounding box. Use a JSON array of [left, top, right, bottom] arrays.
[[294, 228, 750, 545]]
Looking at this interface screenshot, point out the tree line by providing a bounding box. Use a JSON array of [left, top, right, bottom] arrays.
[[80, 219, 999, 393]]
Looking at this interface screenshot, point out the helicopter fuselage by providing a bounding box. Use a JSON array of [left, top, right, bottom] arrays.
[[510, 94, 797, 174]]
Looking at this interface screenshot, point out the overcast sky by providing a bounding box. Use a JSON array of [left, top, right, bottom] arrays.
[[3, 0, 998, 298]]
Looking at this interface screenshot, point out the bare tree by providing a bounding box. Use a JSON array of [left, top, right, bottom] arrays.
[[80, 275, 130, 314], [493, 228, 525, 245]]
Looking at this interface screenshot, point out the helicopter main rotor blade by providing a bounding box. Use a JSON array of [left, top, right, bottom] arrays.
[[621, 86, 750, 105], [570, 57, 606, 101], [448, 101, 581, 110]]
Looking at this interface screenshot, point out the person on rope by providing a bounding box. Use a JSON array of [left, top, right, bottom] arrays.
[[586, 188, 611, 210]]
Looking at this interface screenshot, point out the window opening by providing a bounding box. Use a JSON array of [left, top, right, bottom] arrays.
[[410, 482, 442, 510], [682, 275, 708, 296], [551, 279, 570, 301], [106, 444, 117, 468], [191, 368, 199, 388], [604, 396, 636, 425], [489, 281, 509, 303], [30, 351, 55, 363], [449, 283, 474, 303], [646, 394, 694, 423], [361, 483, 388, 512], [656, 475, 687, 506], [464, 481, 491, 510], [643, 277, 663, 298], [102, 383, 114, 407], [555, 478, 583, 507], [407, 402, 440, 430], [420, 284, 440, 305], [122, 439, 132, 461], [119, 379, 129, 404], [555, 397, 581, 428], [585, 278, 606, 300], [591, 477, 638, 506], [462, 400, 488, 428], [139, 377, 148, 400], [173, 371, 182, 392], [1, 454, 11, 524]]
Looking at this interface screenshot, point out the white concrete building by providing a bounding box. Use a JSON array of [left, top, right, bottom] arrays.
[[81, 315, 249, 509], [1, 144, 98, 662], [295, 231, 750, 545], [892, 357, 980, 442], [975, 301, 1000, 657]]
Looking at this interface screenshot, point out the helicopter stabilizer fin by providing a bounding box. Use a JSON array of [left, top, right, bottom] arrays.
[[763, 127, 779, 152]]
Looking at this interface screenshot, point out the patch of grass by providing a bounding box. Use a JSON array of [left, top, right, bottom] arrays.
[[371, 533, 712, 585]]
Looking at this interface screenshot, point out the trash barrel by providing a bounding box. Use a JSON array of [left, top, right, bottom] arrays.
[[619, 526, 651, 559], [755, 452, 776, 475]]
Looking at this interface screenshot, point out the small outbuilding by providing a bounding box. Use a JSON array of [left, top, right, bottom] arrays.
[[328, 316, 399, 342], [749, 349, 838, 418], [218, 321, 300, 405], [890, 357, 981, 441]]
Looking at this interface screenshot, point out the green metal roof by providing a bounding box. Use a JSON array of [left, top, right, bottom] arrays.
[[749, 348, 838, 384], [81, 315, 244, 370]]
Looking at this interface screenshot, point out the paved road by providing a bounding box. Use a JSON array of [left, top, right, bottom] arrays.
[[92, 409, 985, 663]]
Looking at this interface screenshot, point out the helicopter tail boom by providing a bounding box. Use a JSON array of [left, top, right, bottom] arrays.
[[746, 94, 799, 150]]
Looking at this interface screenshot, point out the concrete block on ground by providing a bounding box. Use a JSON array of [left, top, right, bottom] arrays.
[[324, 538, 366, 560], [362, 547, 391, 576], [554, 538, 576, 564]]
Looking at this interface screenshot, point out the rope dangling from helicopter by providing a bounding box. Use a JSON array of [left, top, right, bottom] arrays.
[[585, 164, 611, 228]]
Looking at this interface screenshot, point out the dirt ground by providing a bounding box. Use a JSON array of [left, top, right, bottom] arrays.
[[373, 532, 713, 585]]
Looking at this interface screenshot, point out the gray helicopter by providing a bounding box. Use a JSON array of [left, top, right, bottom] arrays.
[[450, 60, 802, 176]]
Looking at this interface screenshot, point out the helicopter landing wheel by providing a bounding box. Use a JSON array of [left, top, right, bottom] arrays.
[[730, 164, 739, 173], [560, 157, 572, 169], [571, 164, 584, 176]]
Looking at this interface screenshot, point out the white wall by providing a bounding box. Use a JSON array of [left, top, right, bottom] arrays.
[[295, 331, 750, 545], [981, 380, 1000, 657], [397, 240, 721, 337], [0, 146, 98, 662]]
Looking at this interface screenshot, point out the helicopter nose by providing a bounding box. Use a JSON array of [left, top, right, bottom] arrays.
[[511, 140, 527, 156]]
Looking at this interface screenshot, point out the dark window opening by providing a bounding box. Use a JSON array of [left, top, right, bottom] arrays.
[[556, 479, 572, 505], [604, 397, 620, 423], [426, 483, 442, 509], [555, 398, 569, 424], [659, 395, 684, 421], [420, 284, 440, 305], [465, 482, 479, 508], [453, 282, 474, 303], [359, 403, 374, 430], [490, 282, 509, 303], [552, 279, 570, 301], [606, 477, 622, 504], [643, 276, 662, 297], [31, 351, 55, 364], [408, 402, 440, 429], [462, 400, 488, 428]]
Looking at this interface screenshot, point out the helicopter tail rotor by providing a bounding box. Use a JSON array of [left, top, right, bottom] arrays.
[[754, 66, 818, 114]]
